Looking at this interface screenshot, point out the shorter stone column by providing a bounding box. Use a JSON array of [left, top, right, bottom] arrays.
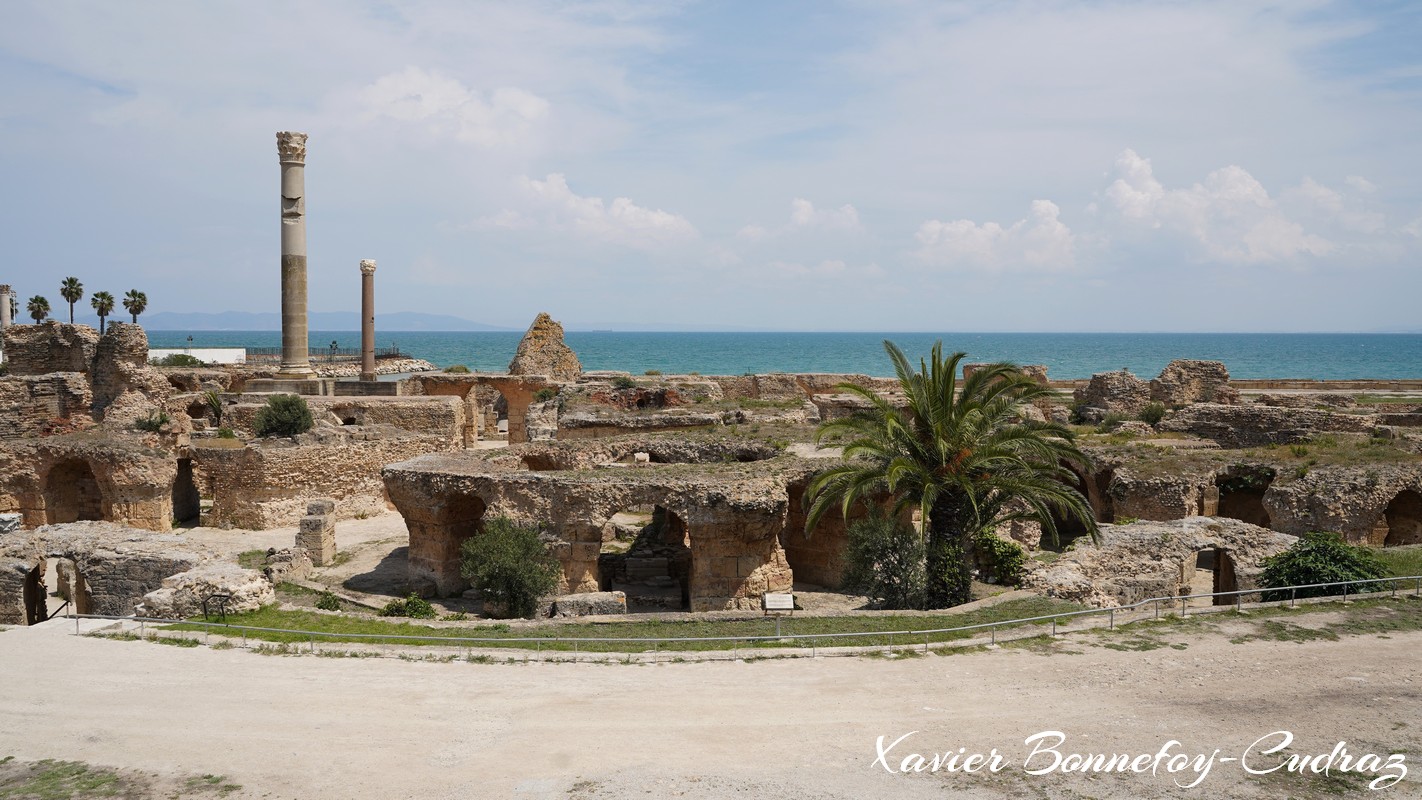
[[0, 284, 12, 328], [296, 499, 337, 566], [359, 259, 377, 382]]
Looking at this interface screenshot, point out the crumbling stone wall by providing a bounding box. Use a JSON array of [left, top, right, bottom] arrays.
[[0, 437, 176, 530], [0, 322, 99, 376], [383, 452, 810, 610], [220, 395, 468, 449], [964, 363, 1049, 385], [0, 374, 94, 440], [1023, 517, 1295, 607], [193, 430, 450, 529], [1157, 404, 1377, 447], [508, 312, 582, 380], [1073, 370, 1150, 421], [1150, 359, 1235, 406], [1264, 465, 1422, 545], [89, 323, 170, 421]]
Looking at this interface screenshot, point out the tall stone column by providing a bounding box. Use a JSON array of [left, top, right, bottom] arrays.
[[359, 259, 377, 382], [0, 284, 11, 328], [276, 131, 315, 378]]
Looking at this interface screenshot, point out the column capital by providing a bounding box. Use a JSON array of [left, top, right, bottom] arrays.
[[276, 131, 308, 163], [359, 259, 377, 275]]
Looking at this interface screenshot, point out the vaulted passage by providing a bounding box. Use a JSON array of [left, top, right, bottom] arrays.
[[598, 506, 690, 611], [1383, 490, 1422, 547], [172, 458, 201, 525], [1216, 467, 1275, 529], [44, 459, 103, 524], [1183, 547, 1238, 607]]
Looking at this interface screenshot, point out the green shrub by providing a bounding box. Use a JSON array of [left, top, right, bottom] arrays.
[[315, 591, 341, 612], [379, 592, 436, 619], [644, 369, 662, 376], [443, 364, 471, 374], [612, 376, 637, 390], [1259, 532, 1388, 601], [1139, 401, 1166, 426], [1095, 412, 1129, 432], [253, 394, 313, 437], [151, 353, 205, 367], [133, 410, 171, 432], [203, 390, 223, 425], [841, 515, 927, 610], [460, 517, 561, 619], [216, 426, 237, 439], [974, 531, 1026, 586], [533, 387, 558, 402]]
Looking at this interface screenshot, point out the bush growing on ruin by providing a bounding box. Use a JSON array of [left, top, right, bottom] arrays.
[[841, 515, 927, 609], [612, 376, 637, 390], [133, 410, 171, 432], [806, 341, 1096, 608], [974, 531, 1026, 586], [533, 387, 559, 403], [1259, 532, 1388, 601], [216, 427, 237, 439], [1139, 401, 1166, 426], [379, 592, 436, 619], [253, 394, 313, 438], [443, 364, 471, 374], [203, 390, 223, 425], [315, 591, 341, 612], [460, 517, 561, 619]]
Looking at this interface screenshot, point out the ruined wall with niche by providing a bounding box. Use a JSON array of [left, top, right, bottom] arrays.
[[0, 437, 176, 531], [193, 431, 450, 529]]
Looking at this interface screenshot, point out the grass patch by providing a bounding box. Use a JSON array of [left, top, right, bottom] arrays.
[[167, 596, 1082, 653], [0, 759, 122, 799], [1375, 545, 1422, 579], [1229, 620, 1341, 645], [235, 549, 266, 570]]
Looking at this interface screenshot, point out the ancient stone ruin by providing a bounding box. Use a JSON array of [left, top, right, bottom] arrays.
[[508, 312, 582, 380]]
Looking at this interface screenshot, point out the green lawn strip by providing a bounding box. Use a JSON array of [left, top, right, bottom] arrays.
[[1375, 545, 1422, 580], [164, 596, 1081, 653]]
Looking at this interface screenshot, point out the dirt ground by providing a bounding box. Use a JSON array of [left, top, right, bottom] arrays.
[[2, 604, 1419, 799]]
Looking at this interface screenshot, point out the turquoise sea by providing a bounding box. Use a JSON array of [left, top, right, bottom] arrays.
[[144, 331, 1422, 380]]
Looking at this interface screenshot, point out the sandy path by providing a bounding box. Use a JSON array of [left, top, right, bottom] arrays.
[[2, 610, 1419, 799]]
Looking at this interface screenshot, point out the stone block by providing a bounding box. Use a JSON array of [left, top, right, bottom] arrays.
[[306, 498, 336, 516], [552, 591, 627, 617], [0, 514, 21, 534], [299, 515, 334, 535]]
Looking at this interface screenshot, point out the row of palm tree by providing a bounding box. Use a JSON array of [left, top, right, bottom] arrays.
[[806, 341, 1098, 608], [23, 277, 147, 333]]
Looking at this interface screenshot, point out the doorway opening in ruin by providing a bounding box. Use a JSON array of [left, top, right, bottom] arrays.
[[597, 505, 690, 611], [1383, 490, 1422, 547], [1215, 466, 1275, 528], [780, 479, 853, 590], [490, 391, 509, 438], [1183, 547, 1237, 607], [21, 556, 90, 625], [44, 459, 103, 524], [1063, 462, 1115, 523], [172, 458, 201, 526]]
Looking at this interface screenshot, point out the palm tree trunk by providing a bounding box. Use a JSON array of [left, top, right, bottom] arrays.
[[927, 492, 975, 608]]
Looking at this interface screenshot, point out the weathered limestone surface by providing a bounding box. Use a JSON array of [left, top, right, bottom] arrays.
[[0, 522, 206, 623], [0, 436, 177, 531], [297, 499, 337, 565], [525, 400, 559, 442], [1265, 465, 1422, 545], [1108, 471, 1217, 521], [1023, 517, 1295, 608], [222, 396, 467, 449], [0, 374, 95, 440], [192, 428, 448, 529], [964, 363, 1049, 385], [1073, 370, 1150, 421], [90, 323, 171, 424], [1149, 359, 1234, 406], [383, 447, 814, 610], [508, 313, 582, 380], [140, 562, 274, 619], [552, 591, 627, 617], [1255, 393, 1358, 409], [1158, 403, 1377, 447], [261, 547, 313, 584], [1, 322, 99, 376]]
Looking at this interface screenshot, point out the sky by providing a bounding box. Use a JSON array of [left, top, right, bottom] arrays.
[[1, 0, 1420, 332]]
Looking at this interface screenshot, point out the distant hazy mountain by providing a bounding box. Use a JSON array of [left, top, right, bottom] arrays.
[[144, 311, 512, 331]]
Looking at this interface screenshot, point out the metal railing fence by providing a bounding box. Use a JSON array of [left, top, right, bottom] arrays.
[[67, 575, 1422, 660]]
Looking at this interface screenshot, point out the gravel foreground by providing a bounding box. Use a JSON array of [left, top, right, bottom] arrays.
[[1, 606, 1419, 799]]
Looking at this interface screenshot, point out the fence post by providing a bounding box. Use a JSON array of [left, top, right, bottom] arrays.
[[1154, 600, 1160, 620], [1109, 609, 1114, 630], [1051, 618, 1057, 637], [1291, 587, 1297, 608], [1343, 583, 1348, 602], [1236, 593, 1242, 612]]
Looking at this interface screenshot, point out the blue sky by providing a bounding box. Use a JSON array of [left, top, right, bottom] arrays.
[[1, 0, 1419, 331]]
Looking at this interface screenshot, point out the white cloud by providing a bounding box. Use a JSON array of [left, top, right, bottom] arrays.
[[359, 66, 548, 147], [739, 198, 862, 240], [1104, 149, 1333, 263], [509, 173, 697, 249], [915, 200, 1075, 270]]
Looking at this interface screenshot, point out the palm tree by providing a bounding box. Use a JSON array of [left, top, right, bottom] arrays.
[[27, 295, 50, 324], [59, 277, 83, 324], [91, 291, 116, 334], [122, 289, 148, 324], [805, 341, 1097, 607]]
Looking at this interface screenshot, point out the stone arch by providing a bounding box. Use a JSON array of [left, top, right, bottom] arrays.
[[1383, 490, 1422, 547], [44, 459, 104, 525], [1063, 462, 1115, 523], [1182, 547, 1238, 607], [597, 505, 690, 610], [172, 458, 201, 525], [1215, 466, 1275, 528]]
